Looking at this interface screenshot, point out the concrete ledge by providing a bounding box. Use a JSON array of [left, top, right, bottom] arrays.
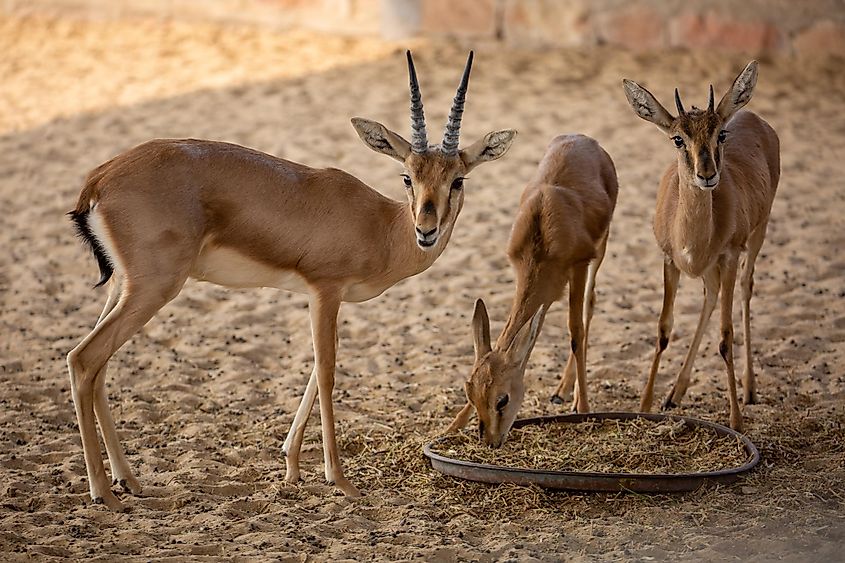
[[4, 0, 844, 55]]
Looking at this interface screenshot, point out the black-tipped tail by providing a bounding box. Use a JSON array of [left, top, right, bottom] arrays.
[[69, 208, 113, 288]]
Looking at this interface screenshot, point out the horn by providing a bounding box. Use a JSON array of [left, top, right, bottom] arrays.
[[708, 84, 715, 112], [441, 51, 474, 156], [674, 88, 685, 115], [407, 50, 428, 154]]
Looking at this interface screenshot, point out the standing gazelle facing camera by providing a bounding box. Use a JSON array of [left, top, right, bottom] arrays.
[[67, 50, 517, 510], [446, 135, 618, 447], [622, 61, 780, 431]]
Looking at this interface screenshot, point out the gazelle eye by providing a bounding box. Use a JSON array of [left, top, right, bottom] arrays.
[[672, 136, 685, 148], [401, 175, 412, 188], [450, 177, 465, 191], [495, 394, 509, 412], [717, 130, 728, 144]]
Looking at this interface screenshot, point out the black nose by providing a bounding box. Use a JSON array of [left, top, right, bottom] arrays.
[[416, 226, 437, 238], [697, 172, 716, 182]]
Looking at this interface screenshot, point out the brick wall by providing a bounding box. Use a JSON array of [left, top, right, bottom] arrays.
[[4, 0, 844, 55]]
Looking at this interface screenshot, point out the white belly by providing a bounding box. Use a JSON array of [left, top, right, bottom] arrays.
[[190, 245, 309, 293], [342, 282, 391, 303]]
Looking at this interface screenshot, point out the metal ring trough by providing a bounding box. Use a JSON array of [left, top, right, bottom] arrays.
[[423, 412, 760, 493]]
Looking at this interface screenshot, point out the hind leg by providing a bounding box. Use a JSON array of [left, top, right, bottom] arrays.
[[87, 276, 141, 494], [68, 275, 186, 510], [740, 222, 767, 405], [283, 365, 318, 483], [552, 233, 607, 406], [567, 263, 591, 413]]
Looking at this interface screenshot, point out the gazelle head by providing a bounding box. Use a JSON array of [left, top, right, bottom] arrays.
[[622, 60, 759, 191], [352, 51, 517, 250], [448, 299, 543, 447]]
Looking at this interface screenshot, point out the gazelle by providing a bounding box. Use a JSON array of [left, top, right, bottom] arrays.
[[446, 134, 618, 446], [67, 51, 517, 509], [622, 61, 780, 431]]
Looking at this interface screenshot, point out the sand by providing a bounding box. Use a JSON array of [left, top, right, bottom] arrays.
[[1, 13, 844, 562]]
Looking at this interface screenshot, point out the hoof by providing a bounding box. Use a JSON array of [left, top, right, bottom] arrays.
[[92, 491, 126, 512], [550, 394, 565, 405], [114, 476, 142, 495], [284, 470, 301, 485], [662, 398, 678, 410], [331, 477, 362, 498], [118, 478, 142, 496]]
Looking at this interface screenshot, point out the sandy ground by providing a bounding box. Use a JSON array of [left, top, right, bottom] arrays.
[[1, 13, 844, 562]]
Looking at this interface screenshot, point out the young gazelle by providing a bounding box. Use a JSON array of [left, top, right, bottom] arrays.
[[67, 51, 517, 509], [622, 61, 780, 431], [446, 135, 618, 446]]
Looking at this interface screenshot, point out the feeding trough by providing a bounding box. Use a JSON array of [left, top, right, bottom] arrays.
[[424, 412, 760, 493]]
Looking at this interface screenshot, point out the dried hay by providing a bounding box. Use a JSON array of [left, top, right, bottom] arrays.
[[338, 410, 844, 521], [429, 417, 751, 474]]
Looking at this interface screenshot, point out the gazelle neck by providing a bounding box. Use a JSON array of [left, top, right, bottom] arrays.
[[672, 166, 715, 274], [495, 269, 546, 351]]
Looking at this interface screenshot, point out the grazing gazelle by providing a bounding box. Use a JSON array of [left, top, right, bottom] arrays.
[[446, 134, 618, 447], [67, 51, 517, 509], [622, 61, 780, 431]]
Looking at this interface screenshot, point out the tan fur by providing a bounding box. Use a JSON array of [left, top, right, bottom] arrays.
[[447, 135, 618, 447], [623, 61, 780, 431], [67, 70, 517, 509]]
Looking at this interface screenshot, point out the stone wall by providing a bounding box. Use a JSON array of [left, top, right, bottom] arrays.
[[4, 0, 844, 55]]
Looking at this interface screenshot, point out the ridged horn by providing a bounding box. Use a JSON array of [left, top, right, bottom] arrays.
[[407, 50, 428, 154], [441, 51, 474, 156], [674, 88, 685, 115], [707, 84, 715, 112]]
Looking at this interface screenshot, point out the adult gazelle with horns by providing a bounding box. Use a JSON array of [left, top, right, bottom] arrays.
[[67, 50, 517, 509]]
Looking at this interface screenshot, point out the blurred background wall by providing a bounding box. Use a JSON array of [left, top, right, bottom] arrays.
[[3, 0, 844, 55]]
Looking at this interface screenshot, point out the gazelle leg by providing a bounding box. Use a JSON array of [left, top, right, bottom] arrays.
[[309, 290, 360, 497], [283, 328, 340, 482], [640, 260, 680, 412], [568, 262, 590, 413], [283, 365, 318, 483], [89, 276, 141, 494], [718, 253, 743, 431], [740, 223, 767, 405], [444, 402, 474, 434], [663, 266, 720, 409], [552, 233, 608, 405], [93, 364, 141, 494], [67, 278, 185, 510], [96, 277, 121, 325]]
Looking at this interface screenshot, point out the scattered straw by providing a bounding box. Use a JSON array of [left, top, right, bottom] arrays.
[[430, 418, 751, 474]]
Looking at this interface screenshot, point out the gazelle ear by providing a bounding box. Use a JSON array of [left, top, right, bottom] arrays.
[[505, 307, 544, 366], [472, 299, 492, 362], [461, 129, 517, 172], [717, 61, 758, 121], [351, 118, 412, 163], [622, 79, 675, 133]]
